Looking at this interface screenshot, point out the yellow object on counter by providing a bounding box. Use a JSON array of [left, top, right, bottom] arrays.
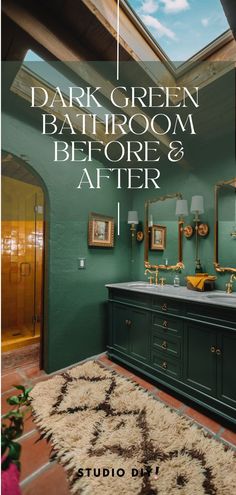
[[186, 274, 217, 291]]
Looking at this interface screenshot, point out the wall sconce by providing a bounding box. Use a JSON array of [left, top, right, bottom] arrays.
[[190, 196, 209, 237], [191, 195, 204, 222], [128, 211, 139, 261], [230, 198, 236, 239], [175, 199, 188, 224], [190, 195, 209, 272], [127, 211, 139, 238], [148, 214, 153, 228], [176, 196, 209, 273]]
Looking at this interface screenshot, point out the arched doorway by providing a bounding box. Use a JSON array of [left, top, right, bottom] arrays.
[[1, 152, 45, 365]]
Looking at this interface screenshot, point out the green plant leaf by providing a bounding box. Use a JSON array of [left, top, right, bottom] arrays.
[[9, 441, 21, 461], [2, 411, 17, 419], [13, 385, 26, 392], [7, 396, 20, 406], [25, 387, 33, 396], [1, 444, 7, 456], [1, 455, 12, 471], [1, 436, 8, 454], [2, 410, 23, 421]]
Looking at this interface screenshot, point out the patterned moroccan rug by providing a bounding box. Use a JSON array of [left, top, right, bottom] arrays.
[[30, 360, 236, 495]]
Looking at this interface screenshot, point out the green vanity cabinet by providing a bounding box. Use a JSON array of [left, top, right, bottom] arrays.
[[183, 321, 217, 397], [110, 301, 151, 363], [111, 303, 130, 355], [217, 329, 236, 409], [107, 286, 236, 426], [184, 322, 236, 406]]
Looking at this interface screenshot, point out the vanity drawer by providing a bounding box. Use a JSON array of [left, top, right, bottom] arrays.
[[152, 314, 183, 335], [110, 289, 151, 308], [152, 351, 181, 379], [152, 331, 181, 358], [186, 303, 236, 330], [153, 296, 183, 316]]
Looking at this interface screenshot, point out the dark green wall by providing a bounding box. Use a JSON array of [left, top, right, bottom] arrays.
[[2, 111, 132, 373]]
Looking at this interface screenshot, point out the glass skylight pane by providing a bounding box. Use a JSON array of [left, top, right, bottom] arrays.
[[127, 0, 230, 65], [23, 50, 111, 122]]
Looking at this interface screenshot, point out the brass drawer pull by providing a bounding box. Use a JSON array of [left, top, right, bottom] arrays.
[[163, 320, 168, 329], [161, 340, 167, 350], [125, 319, 132, 327], [210, 346, 216, 353], [162, 361, 167, 369], [161, 303, 168, 312], [216, 348, 222, 356]]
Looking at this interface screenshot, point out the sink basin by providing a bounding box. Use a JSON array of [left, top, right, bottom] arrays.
[[206, 294, 236, 305], [126, 282, 171, 290], [127, 282, 152, 288]]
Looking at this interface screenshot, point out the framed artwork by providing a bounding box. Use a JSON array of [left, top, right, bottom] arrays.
[[88, 213, 114, 247], [150, 224, 166, 250]]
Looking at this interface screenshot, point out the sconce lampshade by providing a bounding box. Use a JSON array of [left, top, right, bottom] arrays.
[[191, 195, 204, 214], [127, 211, 139, 225], [148, 214, 153, 227], [175, 199, 188, 217]]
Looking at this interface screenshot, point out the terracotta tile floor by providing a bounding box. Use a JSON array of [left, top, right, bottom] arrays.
[[1, 353, 236, 494]]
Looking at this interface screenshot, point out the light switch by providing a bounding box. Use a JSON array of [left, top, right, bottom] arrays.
[[78, 257, 86, 269]]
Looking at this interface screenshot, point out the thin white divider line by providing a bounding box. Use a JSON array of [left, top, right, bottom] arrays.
[[20, 462, 53, 487], [117, 202, 120, 236], [116, 0, 120, 80]]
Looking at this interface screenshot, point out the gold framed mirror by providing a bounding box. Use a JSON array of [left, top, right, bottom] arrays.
[[144, 193, 184, 271], [214, 177, 236, 273]]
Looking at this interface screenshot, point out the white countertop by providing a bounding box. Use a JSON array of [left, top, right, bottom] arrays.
[[106, 282, 236, 308]]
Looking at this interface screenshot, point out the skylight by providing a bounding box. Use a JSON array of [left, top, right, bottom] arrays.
[[23, 50, 111, 123], [127, 0, 230, 64]]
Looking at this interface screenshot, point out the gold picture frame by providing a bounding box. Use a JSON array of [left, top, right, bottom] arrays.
[[150, 225, 166, 251], [88, 213, 114, 248]]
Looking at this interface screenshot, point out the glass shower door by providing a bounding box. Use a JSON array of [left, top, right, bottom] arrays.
[[1, 175, 43, 350]]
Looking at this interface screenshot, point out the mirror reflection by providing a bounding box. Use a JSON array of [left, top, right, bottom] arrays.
[[145, 193, 183, 270], [215, 178, 236, 273]]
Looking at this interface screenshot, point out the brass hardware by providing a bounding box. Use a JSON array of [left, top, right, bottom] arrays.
[[136, 231, 144, 242], [210, 346, 216, 353], [163, 320, 168, 328], [214, 177, 236, 274], [183, 225, 194, 238], [159, 277, 166, 287], [125, 319, 132, 327], [225, 274, 236, 294], [161, 303, 168, 312], [144, 261, 184, 272], [216, 348, 222, 356], [162, 361, 167, 369], [198, 223, 209, 237], [144, 267, 158, 285], [161, 340, 167, 350], [148, 276, 154, 285]]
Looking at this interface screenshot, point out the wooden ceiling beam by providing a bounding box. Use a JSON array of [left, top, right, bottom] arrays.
[[80, 0, 176, 87], [2, 0, 98, 62]]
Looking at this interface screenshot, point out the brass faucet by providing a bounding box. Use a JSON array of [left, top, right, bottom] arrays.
[[159, 277, 166, 287], [145, 268, 159, 285], [226, 274, 236, 294]]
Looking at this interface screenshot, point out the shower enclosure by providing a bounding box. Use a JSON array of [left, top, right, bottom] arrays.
[[1, 158, 44, 352]]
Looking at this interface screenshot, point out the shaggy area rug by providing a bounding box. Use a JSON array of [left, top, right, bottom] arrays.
[[30, 361, 236, 495]]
